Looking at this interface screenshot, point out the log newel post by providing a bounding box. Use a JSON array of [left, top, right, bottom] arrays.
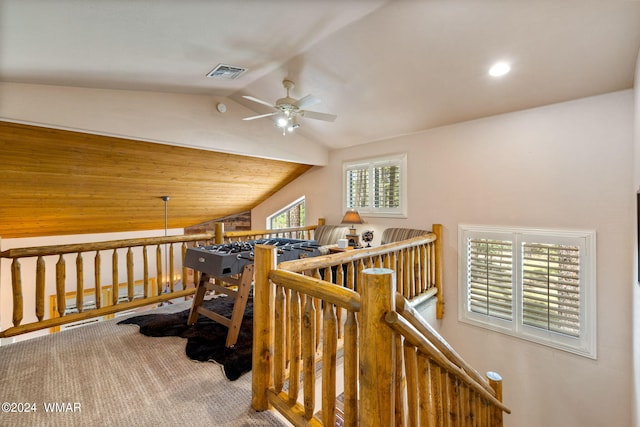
[[432, 223, 444, 319], [214, 222, 225, 244], [359, 267, 396, 427], [252, 244, 277, 411], [487, 371, 504, 426]]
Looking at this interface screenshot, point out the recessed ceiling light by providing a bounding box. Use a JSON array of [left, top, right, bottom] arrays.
[[489, 62, 511, 77]]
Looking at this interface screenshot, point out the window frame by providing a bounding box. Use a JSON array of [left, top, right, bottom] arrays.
[[266, 196, 305, 230], [342, 153, 407, 218], [458, 224, 597, 359]]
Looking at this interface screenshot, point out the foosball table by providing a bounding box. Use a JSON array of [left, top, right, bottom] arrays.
[[184, 238, 322, 347]]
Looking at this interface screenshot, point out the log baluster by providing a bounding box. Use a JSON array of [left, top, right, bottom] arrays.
[[274, 285, 286, 393], [181, 242, 188, 291], [76, 253, 84, 312], [35, 256, 45, 321], [112, 250, 119, 306], [288, 289, 301, 403], [143, 246, 149, 298], [321, 302, 337, 426], [343, 307, 358, 426], [10, 259, 23, 327], [169, 243, 175, 292], [127, 247, 134, 302], [417, 353, 430, 426], [56, 255, 66, 317], [302, 294, 316, 420], [394, 332, 405, 427], [335, 262, 344, 338], [404, 343, 419, 427], [396, 249, 404, 297], [156, 245, 162, 297], [312, 268, 322, 351], [94, 251, 101, 309]]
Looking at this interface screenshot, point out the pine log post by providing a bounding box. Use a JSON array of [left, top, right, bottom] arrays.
[[487, 371, 504, 426], [214, 222, 224, 244], [359, 267, 396, 427], [432, 223, 444, 319], [252, 244, 278, 411]]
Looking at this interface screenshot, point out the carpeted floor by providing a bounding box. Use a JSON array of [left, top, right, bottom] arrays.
[[0, 300, 289, 427], [119, 296, 253, 381]]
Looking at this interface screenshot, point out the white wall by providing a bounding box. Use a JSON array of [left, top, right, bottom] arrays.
[[253, 90, 635, 427], [0, 82, 329, 166]]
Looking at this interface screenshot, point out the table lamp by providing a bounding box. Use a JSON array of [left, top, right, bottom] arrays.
[[341, 209, 363, 233]]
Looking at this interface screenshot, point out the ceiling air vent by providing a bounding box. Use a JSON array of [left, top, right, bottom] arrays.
[[206, 64, 247, 80]]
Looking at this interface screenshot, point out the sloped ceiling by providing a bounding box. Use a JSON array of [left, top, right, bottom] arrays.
[[0, 122, 311, 238], [1, 1, 639, 149], [1, 1, 639, 238]]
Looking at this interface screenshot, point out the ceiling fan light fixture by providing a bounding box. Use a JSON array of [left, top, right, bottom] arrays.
[[287, 121, 300, 132], [276, 116, 289, 128]]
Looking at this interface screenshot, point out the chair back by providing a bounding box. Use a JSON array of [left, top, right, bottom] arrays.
[[380, 228, 431, 245]]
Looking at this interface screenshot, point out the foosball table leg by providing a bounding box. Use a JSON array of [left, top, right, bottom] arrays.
[[187, 273, 209, 325], [224, 263, 254, 347]]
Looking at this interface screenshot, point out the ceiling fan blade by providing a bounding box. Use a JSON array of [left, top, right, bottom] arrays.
[[242, 112, 278, 121], [242, 95, 276, 109], [301, 110, 337, 122], [294, 94, 321, 110]]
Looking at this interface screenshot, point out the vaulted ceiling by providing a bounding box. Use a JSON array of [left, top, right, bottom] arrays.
[[2, 1, 639, 149], [1, 1, 639, 238]]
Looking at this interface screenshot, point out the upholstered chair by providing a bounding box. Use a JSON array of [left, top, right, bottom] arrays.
[[380, 228, 430, 245], [313, 224, 350, 255]]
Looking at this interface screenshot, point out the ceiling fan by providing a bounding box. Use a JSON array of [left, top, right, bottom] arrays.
[[242, 79, 337, 134]]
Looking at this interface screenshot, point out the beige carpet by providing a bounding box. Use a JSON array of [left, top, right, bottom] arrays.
[[0, 301, 289, 427]]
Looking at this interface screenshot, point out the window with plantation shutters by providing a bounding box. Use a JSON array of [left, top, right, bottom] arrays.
[[459, 225, 596, 359], [343, 154, 407, 217]]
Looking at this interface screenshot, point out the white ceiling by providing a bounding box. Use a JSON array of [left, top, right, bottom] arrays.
[[1, 0, 640, 150]]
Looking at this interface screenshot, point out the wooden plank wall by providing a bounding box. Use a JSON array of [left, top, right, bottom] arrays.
[[0, 121, 312, 238]]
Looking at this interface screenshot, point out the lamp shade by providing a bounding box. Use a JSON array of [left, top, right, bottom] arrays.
[[341, 209, 364, 225]]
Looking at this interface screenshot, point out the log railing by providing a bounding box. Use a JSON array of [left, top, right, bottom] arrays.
[[0, 221, 325, 339], [0, 234, 214, 338], [252, 233, 510, 425]]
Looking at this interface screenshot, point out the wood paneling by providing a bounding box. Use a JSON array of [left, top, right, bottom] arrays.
[[0, 121, 312, 238]]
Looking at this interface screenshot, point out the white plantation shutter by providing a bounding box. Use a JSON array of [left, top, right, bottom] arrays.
[[459, 225, 596, 359], [343, 154, 407, 217], [345, 166, 369, 209], [373, 164, 400, 209], [521, 242, 581, 337], [467, 238, 513, 321]]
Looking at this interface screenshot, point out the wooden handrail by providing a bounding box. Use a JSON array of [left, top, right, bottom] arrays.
[[0, 233, 213, 258], [384, 311, 511, 414], [267, 268, 361, 310], [223, 225, 318, 239], [395, 295, 495, 397], [277, 234, 436, 272]]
